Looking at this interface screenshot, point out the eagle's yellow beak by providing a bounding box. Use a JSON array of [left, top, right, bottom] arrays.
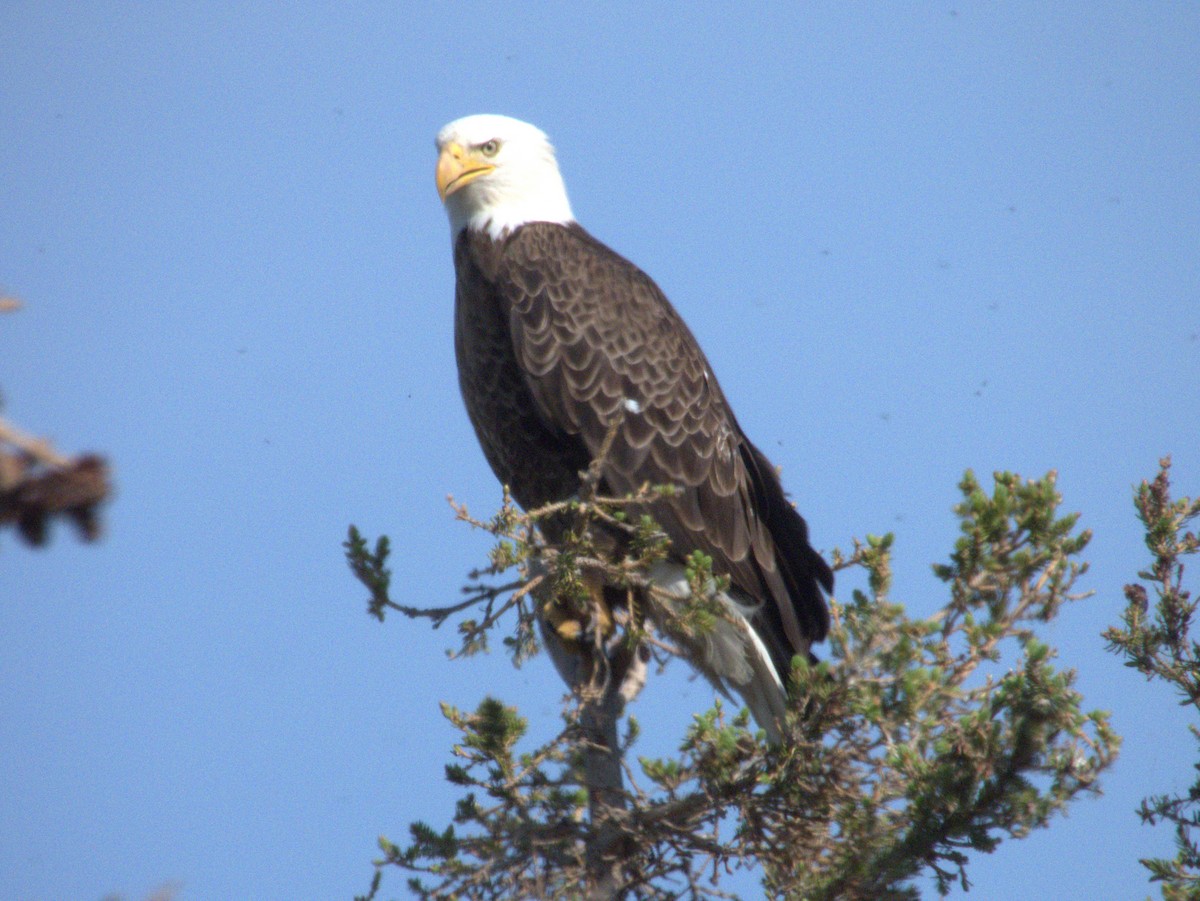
[[436, 142, 495, 201]]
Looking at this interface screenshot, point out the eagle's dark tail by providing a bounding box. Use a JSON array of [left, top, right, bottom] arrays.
[[742, 440, 833, 675]]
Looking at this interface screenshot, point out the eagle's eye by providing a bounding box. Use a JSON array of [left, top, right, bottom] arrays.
[[479, 139, 501, 157]]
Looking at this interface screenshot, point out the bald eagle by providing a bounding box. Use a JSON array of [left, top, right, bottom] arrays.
[[436, 114, 831, 740]]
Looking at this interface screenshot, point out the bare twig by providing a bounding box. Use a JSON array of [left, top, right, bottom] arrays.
[[0, 416, 73, 468]]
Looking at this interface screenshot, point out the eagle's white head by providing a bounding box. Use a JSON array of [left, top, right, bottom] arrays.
[[435, 114, 575, 240]]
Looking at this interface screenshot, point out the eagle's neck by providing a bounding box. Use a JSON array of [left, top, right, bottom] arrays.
[[446, 171, 575, 241]]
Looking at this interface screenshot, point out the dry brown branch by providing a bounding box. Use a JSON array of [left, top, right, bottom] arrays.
[[0, 416, 112, 545]]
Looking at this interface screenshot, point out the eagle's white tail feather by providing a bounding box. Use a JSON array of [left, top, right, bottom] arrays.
[[647, 561, 787, 741]]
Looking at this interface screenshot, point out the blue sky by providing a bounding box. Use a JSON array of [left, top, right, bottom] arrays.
[[2, 4, 1198, 899]]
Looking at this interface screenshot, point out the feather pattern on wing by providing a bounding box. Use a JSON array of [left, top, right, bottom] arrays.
[[453, 222, 832, 683]]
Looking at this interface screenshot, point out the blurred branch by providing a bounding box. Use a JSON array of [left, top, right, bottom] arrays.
[[0, 415, 112, 546]]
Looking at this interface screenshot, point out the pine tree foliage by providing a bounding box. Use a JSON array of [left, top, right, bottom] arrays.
[[347, 468, 1119, 900], [1105, 458, 1200, 900]]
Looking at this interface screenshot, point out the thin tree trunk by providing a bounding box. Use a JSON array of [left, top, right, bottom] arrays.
[[582, 675, 628, 900], [580, 636, 645, 900]]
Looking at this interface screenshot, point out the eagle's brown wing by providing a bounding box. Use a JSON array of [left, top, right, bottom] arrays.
[[493, 222, 830, 672]]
